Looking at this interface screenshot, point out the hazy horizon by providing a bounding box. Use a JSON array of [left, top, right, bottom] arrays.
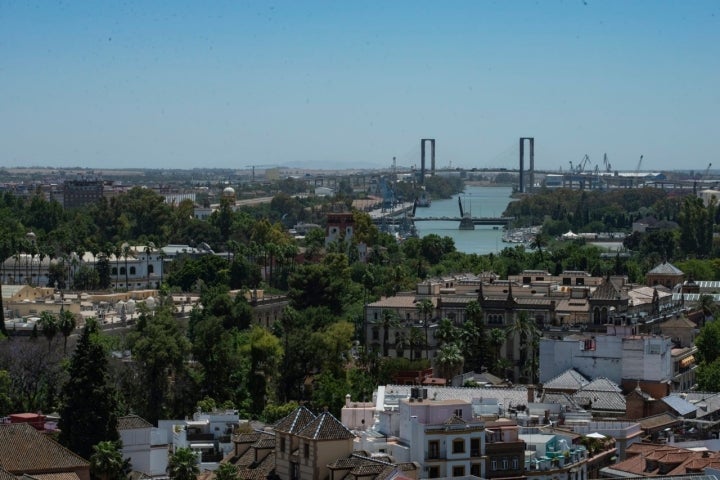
[[2, 1, 718, 172]]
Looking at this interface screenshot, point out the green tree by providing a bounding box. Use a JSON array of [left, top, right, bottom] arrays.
[[58, 310, 77, 354], [464, 301, 487, 372], [436, 343, 464, 382], [58, 319, 119, 460], [0, 276, 7, 337], [696, 320, 720, 364], [90, 440, 128, 480], [38, 311, 58, 352], [416, 299, 434, 360], [130, 306, 191, 423], [239, 326, 283, 414], [380, 310, 400, 357], [215, 462, 239, 480], [167, 447, 199, 480]]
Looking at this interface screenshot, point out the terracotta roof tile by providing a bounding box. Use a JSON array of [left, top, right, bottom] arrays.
[[118, 415, 152, 430], [273, 406, 316, 434], [0, 469, 16, 480], [296, 412, 354, 441], [237, 451, 275, 480], [22, 474, 80, 480], [0, 423, 90, 473]]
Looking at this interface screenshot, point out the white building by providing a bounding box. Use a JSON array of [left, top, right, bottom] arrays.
[[118, 415, 169, 478], [158, 409, 239, 471], [540, 325, 673, 387]]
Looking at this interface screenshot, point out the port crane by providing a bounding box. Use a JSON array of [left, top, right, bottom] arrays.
[[569, 155, 591, 174], [603, 153, 612, 173]]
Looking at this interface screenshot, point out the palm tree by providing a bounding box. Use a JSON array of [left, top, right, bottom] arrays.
[[90, 440, 126, 480], [58, 309, 77, 354], [488, 328, 506, 375], [0, 278, 7, 337], [436, 343, 464, 383], [507, 311, 541, 383], [215, 463, 239, 480], [38, 311, 58, 352], [416, 298, 434, 360], [144, 242, 155, 288], [381, 309, 400, 357], [113, 244, 122, 290], [463, 302, 485, 370], [121, 243, 131, 291], [700, 294, 716, 326], [408, 326, 424, 362], [168, 447, 200, 480], [435, 317, 459, 348]]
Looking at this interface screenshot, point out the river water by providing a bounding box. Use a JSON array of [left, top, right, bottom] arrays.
[[413, 185, 513, 255]]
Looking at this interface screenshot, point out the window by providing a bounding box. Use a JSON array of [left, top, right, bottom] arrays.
[[471, 464, 481, 477], [512, 457, 519, 470], [428, 466, 440, 478], [491, 460, 497, 471], [452, 439, 465, 454], [372, 327, 379, 341], [303, 443, 309, 459], [130, 266, 136, 275], [502, 459, 508, 470], [120, 267, 126, 275], [148, 265, 154, 274], [111, 267, 117, 275], [523, 276, 531, 284], [280, 437, 285, 453], [576, 278, 584, 285], [428, 441, 440, 459], [454, 409, 463, 418], [470, 438, 480, 457], [452, 466, 465, 477]]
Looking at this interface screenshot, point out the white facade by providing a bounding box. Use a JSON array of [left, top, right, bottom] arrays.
[[398, 399, 486, 479], [106, 247, 164, 290], [540, 326, 673, 384], [119, 423, 169, 478], [158, 410, 239, 472]]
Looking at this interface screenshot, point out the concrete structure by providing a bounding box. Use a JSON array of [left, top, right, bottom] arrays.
[[118, 415, 169, 478], [63, 178, 104, 209], [158, 409, 239, 471], [540, 325, 675, 397], [326, 212, 354, 245]]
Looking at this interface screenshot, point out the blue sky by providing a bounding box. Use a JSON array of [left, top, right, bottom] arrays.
[[1, 1, 718, 171]]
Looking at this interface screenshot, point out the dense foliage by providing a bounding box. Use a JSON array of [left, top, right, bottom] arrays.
[[1, 181, 720, 454]]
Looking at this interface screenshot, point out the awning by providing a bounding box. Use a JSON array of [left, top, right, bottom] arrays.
[[190, 443, 215, 449], [680, 355, 696, 368]]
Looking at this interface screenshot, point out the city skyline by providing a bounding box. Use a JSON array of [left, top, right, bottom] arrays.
[[2, 1, 718, 171]]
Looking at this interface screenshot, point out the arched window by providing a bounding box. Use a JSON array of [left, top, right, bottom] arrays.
[[148, 265, 154, 274], [111, 267, 117, 275], [130, 266, 136, 275], [120, 267, 126, 275]]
